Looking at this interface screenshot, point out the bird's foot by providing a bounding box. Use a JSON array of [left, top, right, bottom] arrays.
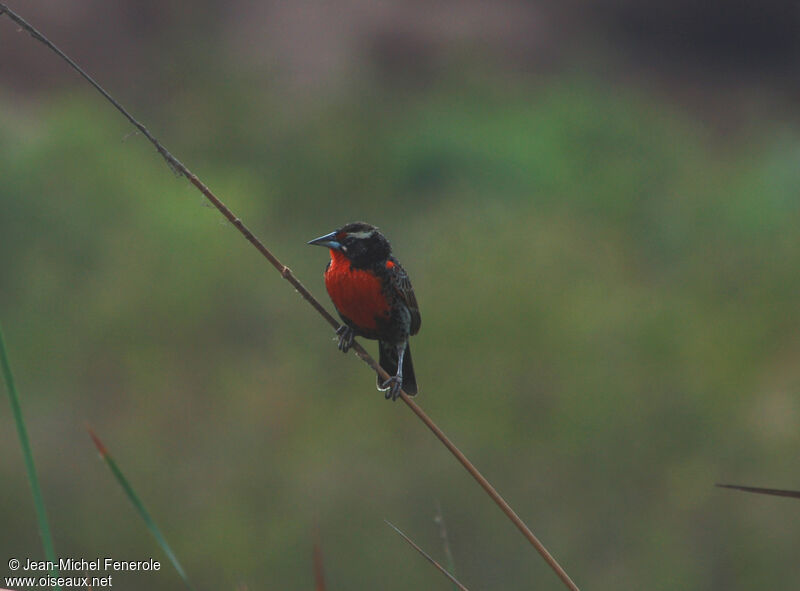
[[336, 325, 355, 352], [379, 376, 404, 401]]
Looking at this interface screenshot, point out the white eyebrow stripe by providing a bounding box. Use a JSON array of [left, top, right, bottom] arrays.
[[346, 231, 374, 239]]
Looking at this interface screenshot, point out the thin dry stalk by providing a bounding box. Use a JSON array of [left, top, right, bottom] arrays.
[[312, 526, 326, 591], [0, 6, 579, 590], [385, 521, 471, 591]]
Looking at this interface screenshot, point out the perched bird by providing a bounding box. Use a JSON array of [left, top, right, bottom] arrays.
[[308, 222, 421, 400]]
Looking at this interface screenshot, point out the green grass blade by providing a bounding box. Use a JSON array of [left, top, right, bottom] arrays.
[[0, 324, 61, 589], [87, 427, 194, 590]]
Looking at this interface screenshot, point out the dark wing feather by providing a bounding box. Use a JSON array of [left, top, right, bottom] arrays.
[[390, 259, 421, 335]]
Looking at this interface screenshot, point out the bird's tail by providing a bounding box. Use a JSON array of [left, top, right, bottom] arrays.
[[378, 341, 417, 396]]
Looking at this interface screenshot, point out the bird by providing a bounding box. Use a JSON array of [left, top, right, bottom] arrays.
[[308, 222, 421, 400]]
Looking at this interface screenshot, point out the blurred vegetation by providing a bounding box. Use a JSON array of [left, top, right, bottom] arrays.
[[2, 39, 800, 591]]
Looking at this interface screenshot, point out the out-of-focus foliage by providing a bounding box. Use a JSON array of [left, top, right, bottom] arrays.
[[2, 16, 800, 591]]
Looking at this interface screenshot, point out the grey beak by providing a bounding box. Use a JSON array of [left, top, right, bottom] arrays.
[[308, 230, 341, 250]]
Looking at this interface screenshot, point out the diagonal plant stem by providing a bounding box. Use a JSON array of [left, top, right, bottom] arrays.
[[716, 483, 800, 499], [385, 520, 471, 591], [0, 6, 579, 590]]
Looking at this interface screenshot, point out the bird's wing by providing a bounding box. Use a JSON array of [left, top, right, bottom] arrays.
[[390, 259, 421, 335]]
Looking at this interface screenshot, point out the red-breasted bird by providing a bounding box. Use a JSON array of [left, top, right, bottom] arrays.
[[308, 222, 421, 400]]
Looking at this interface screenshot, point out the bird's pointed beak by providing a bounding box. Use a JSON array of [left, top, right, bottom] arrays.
[[307, 230, 341, 250]]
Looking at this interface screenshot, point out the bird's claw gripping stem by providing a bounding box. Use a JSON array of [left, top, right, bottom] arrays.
[[380, 376, 403, 401], [336, 325, 355, 353]]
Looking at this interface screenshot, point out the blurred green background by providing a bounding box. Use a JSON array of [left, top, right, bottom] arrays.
[[2, 1, 800, 589]]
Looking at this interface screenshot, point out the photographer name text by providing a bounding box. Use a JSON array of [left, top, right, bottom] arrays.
[[14, 557, 160, 572]]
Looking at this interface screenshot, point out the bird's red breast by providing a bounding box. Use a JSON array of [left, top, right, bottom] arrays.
[[324, 249, 390, 333]]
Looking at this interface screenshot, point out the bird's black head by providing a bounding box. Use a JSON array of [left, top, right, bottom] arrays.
[[308, 222, 392, 268]]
